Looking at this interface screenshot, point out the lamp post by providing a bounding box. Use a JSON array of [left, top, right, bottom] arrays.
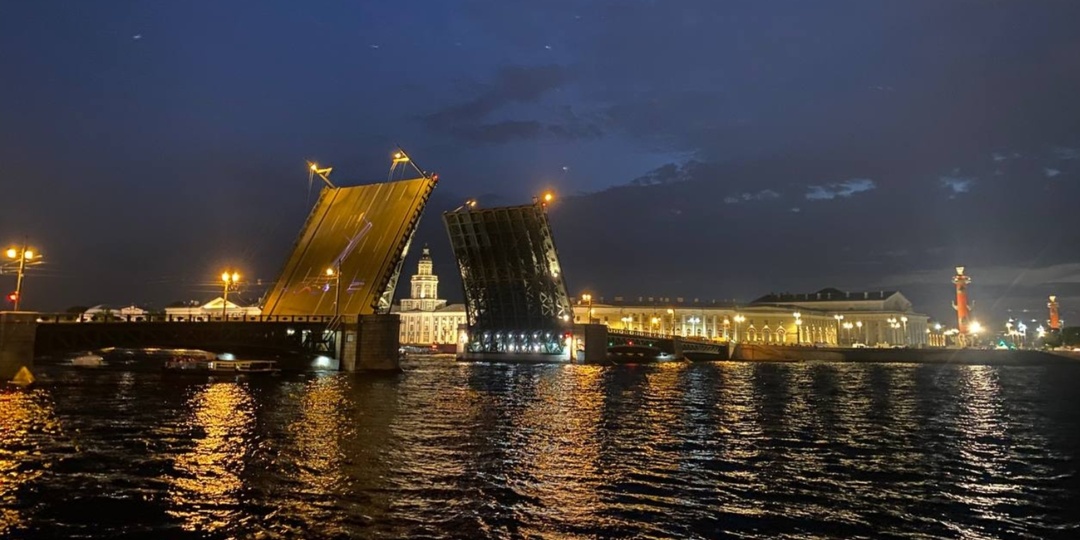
[[581, 293, 593, 324], [621, 316, 632, 331], [651, 316, 660, 334], [723, 317, 731, 341], [793, 312, 802, 344], [221, 271, 240, 319], [5, 244, 37, 311], [833, 314, 844, 345], [842, 321, 853, 347], [855, 321, 863, 345], [733, 314, 745, 342], [667, 308, 676, 337], [326, 265, 341, 318], [900, 316, 908, 346], [688, 316, 700, 338]]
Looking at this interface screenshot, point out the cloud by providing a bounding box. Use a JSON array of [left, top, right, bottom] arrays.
[[804, 178, 876, 200], [940, 175, 975, 196], [629, 162, 694, 186], [724, 189, 780, 204], [422, 65, 600, 143], [1053, 146, 1080, 160], [1044, 167, 1062, 178]]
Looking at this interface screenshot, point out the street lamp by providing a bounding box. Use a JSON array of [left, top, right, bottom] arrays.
[[688, 316, 701, 337], [581, 293, 593, 323], [900, 315, 908, 346], [733, 314, 745, 342], [221, 271, 240, 319], [855, 321, 863, 345], [4, 244, 38, 311], [667, 308, 676, 337], [842, 321, 854, 346], [833, 314, 844, 345], [621, 316, 632, 331], [651, 316, 660, 333], [793, 312, 802, 344], [326, 266, 341, 318]]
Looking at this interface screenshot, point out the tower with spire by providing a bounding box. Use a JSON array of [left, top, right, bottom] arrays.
[[401, 245, 446, 312]]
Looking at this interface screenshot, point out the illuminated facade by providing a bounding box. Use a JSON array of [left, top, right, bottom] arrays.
[[573, 288, 932, 347], [392, 246, 466, 345]]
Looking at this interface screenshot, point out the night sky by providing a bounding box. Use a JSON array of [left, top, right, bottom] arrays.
[[3, 2, 1080, 328]]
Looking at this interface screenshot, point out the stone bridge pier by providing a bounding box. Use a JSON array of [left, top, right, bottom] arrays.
[[1, 312, 36, 380]]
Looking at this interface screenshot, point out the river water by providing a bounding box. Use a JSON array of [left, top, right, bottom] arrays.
[[2, 360, 1079, 539]]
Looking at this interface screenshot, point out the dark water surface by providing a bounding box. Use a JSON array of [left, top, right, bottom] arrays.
[[2, 360, 1079, 539]]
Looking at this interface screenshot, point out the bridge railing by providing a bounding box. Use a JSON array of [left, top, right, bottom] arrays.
[[33, 313, 346, 324], [608, 328, 725, 344]]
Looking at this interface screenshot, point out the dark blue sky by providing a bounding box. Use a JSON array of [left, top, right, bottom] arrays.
[[3, 1, 1080, 328]]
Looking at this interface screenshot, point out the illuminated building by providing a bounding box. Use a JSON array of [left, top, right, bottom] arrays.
[[392, 246, 466, 346]]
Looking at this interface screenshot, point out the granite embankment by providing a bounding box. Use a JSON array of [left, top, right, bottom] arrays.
[[732, 344, 1080, 365]]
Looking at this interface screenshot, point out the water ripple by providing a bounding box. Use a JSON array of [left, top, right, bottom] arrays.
[[1, 361, 1079, 538]]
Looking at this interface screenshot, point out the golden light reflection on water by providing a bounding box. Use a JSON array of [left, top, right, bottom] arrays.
[[289, 376, 350, 495], [166, 382, 254, 533], [0, 389, 59, 536], [509, 364, 606, 526]]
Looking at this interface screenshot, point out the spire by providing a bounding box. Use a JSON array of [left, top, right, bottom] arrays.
[[420, 243, 431, 262]]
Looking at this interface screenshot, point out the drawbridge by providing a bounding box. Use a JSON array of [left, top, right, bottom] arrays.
[[444, 199, 574, 356]]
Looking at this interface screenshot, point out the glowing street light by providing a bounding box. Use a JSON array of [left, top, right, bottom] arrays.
[[793, 311, 802, 344], [969, 321, 983, 335], [667, 308, 676, 337], [5, 244, 40, 311], [688, 316, 701, 337], [326, 265, 341, 318], [221, 271, 240, 319], [621, 316, 633, 331], [855, 320, 864, 344], [833, 314, 844, 345], [733, 314, 746, 342], [581, 293, 593, 323]]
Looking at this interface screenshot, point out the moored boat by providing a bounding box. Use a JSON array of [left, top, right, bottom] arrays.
[[70, 353, 106, 367]]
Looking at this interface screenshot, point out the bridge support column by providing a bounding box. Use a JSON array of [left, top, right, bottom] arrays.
[[1, 312, 36, 381], [346, 314, 401, 372], [580, 323, 608, 364], [673, 338, 684, 360]]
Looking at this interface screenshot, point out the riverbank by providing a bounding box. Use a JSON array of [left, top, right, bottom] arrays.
[[732, 344, 1080, 365]]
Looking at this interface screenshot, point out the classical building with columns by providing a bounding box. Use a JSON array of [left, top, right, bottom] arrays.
[[392, 246, 466, 346], [575, 288, 931, 347], [394, 253, 935, 348]]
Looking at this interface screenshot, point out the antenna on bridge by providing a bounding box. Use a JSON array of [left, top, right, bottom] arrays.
[[307, 161, 335, 189], [388, 146, 437, 183]]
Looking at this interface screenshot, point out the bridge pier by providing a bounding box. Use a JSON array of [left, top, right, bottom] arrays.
[[578, 323, 608, 364], [1, 312, 36, 380], [341, 314, 401, 372]]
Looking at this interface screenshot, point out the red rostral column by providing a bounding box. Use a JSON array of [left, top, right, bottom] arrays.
[[1048, 295, 1061, 332], [952, 266, 972, 334]]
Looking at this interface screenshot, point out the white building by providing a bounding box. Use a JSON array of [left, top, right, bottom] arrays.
[[80, 304, 149, 322], [164, 297, 262, 321], [393, 246, 466, 346], [577, 288, 932, 347]]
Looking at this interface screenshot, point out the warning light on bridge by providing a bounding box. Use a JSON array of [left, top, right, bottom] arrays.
[[7, 292, 17, 303]]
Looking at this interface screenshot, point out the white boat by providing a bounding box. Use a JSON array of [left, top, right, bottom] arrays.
[[164, 358, 280, 374], [71, 353, 105, 367]]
